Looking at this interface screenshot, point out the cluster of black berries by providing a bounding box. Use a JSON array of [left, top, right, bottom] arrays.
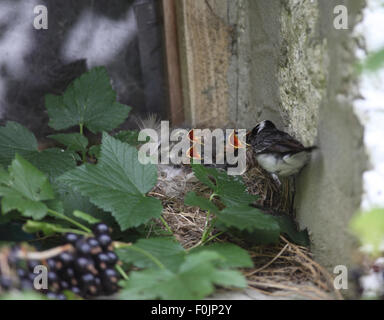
[[0, 223, 120, 300]]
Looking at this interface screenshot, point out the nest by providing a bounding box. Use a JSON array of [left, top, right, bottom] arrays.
[[148, 163, 342, 300]]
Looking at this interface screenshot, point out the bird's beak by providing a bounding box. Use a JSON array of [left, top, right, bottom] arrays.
[[228, 130, 249, 149]]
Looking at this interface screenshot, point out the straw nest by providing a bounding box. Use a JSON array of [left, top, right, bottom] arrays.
[[148, 163, 342, 300]]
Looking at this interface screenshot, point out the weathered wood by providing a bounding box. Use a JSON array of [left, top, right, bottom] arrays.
[[175, 0, 232, 127], [162, 0, 184, 125]]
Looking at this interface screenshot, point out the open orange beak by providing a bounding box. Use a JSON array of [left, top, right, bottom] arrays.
[[186, 146, 202, 160], [188, 129, 204, 145], [228, 130, 248, 149]]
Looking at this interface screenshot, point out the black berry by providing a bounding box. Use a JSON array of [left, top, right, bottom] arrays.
[[92, 223, 110, 236], [97, 234, 112, 249]]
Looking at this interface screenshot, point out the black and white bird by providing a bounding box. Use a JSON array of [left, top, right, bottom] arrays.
[[246, 120, 316, 181]]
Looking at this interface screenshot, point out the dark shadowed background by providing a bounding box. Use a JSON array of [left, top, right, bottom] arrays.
[[0, 0, 168, 139]]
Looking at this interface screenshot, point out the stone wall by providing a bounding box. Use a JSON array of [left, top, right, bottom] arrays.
[[225, 0, 367, 285], [178, 1, 368, 285]]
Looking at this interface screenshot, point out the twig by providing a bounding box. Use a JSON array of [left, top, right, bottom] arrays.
[[17, 244, 73, 261], [246, 244, 289, 276], [115, 264, 129, 281]]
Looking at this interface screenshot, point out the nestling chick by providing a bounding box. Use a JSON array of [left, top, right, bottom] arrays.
[[134, 114, 194, 198], [247, 120, 316, 179]]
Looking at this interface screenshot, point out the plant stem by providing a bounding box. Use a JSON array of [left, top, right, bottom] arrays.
[[115, 264, 129, 280], [202, 231, 225, 245], [159, 216, 173, 235], [112, 242, 165, 270], [47, 209, 92, 234], [79, 123, 84, 135], [127, 245, 166, 270], [209, 193, 217, 201], [79, 123, 86, 163], [199, 193, 218, 245], [200, 211, 211, 244], [17, 244, 74, 260]]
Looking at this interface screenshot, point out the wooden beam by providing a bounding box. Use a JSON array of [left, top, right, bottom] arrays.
[[175, 0, 232, 127], [162, 0, 184, 125]]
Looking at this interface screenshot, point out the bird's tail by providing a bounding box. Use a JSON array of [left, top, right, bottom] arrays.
[[303, 146, 317, 152]]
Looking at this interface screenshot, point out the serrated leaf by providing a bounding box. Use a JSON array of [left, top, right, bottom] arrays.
[[48, 133, 88, 152], [192, 164, 257, 207], [10, 154, 54, 201], [45, 66, 131, 133], [22, 220, 86, 236], [120, 251, 246, 300], [26, 148, 77, 179], [114, 130, 146, 146], [0, 122, 38, 167], [184, 192, 220, 214], [73, 210, 100, 224], [53, 183, 117, 229], [217, 206, 279, 232], [216, 206, 280, 244], [0, 122, 77, 180], [59, 133, 162, 230], [189, 243, 253, 268], [116, 238, 185, 272], [0, 155, 55, 219], [2, 196, 48, 220]]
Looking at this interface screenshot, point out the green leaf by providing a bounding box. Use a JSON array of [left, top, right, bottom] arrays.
[[276, 216, 309, 246], [0, 122, 77, 180], [116, 238, 186, 272], [350, 208, 384, 255], [26, 148, 77, 179], [216, 206, 280, 243], [217, 206, 279, 232], [210, 269, 247, 288], [45, 66, 131, 133], [2, 197, 48, 220], [48, 133, 88, 152], [62, 290, 83, 300], [114, 130, 146, 146], [59, 133, 162, 230], [53, 183, 117, 229], [0, 291, 46, 300], [360, 48, 384, 73], [10, 154, 54, 201], [192, 164, 257, 207], [184, 192, 220, 214], [0, 122, 38, 167], [73, 210, 100, 224], [189, 243, 253, 268], [0, 155, 55, 219], [22, 220, 86, 236], [88, 145, 101, 159], [120, 251, 246, 300]]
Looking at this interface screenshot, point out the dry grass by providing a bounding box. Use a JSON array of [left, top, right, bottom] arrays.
[[149, 163, 341, 300]]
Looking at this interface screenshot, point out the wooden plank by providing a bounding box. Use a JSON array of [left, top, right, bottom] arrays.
[[175, 0, 232, 127], [162, 0, 184, 125]]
